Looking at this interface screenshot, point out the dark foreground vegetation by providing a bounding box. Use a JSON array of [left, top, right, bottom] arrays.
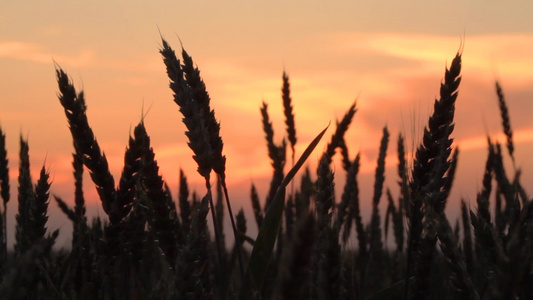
[[0, 38, 530, 300]]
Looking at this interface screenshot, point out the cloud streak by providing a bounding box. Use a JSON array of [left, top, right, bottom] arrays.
[[0, 40, 95, 67]]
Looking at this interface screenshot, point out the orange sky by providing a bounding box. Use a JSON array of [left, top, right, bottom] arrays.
[[1, 1, 532, 247]]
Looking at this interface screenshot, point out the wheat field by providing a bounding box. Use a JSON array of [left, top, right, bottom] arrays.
[[0, 37, 530, 300]]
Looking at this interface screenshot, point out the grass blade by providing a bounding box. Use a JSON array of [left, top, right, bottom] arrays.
[[239, 123, 329, 299]]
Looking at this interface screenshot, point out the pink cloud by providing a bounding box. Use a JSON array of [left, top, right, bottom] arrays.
[[0, 40, 95, 67]]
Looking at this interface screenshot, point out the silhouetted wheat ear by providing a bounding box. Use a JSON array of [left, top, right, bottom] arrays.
[[384, 189, 394, 243], [0, 126, 9, 262], [116, 123, 146, 222], [397, 133, 407, 184], [335, 145, 356, 235], [373, 126, 389, 207], [397, 133, 410, 220], [344, 153, 365, 251], [124, 184, 149, 253], [55, 68, 121, 223], [476, 138, 494, 224], [15, 136, 33, 255], [0, 126, 9, 206], [387, 189, 404, 253], [296, 167, 314, 216], [135, 122, 179, 266], [71, 151, 89, 266], [72, 152, 86, 220], [316, 154, 334, 231], [54, 195, 76, 222], [492, 142, 518, 223], [250, 183, 263, 228], [411, 52, 461, 207], [406, 52, 461, 300], [495, 81, 514, 161], [282, 71, 297, 163], [339, 138, 352, 172], [161, 37, 245, 282], [339, 157, 356, 240], [183, 42, 243, 278], [324, 102, 357, 161], [514, 171, 529, 208], [178, 168, 191, 232], [261, 101, 286, 210], [367, 126, 389, 290], [370, 126, 389, 240], [159, 38, 214, 178], [228, 207, 247, 286], [437, 146, 459, 211], [180, 47, 227, 177], [33, 165, 51, 241]]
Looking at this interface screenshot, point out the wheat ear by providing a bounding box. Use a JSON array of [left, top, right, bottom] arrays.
[[406, 52, 462, 299], [56, 68, 124, 224], [282, 71, 297, 165], [495, 81, 514, 163]]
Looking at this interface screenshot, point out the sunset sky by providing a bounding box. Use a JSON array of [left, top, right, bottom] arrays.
[[1, 1, 532, 247]]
